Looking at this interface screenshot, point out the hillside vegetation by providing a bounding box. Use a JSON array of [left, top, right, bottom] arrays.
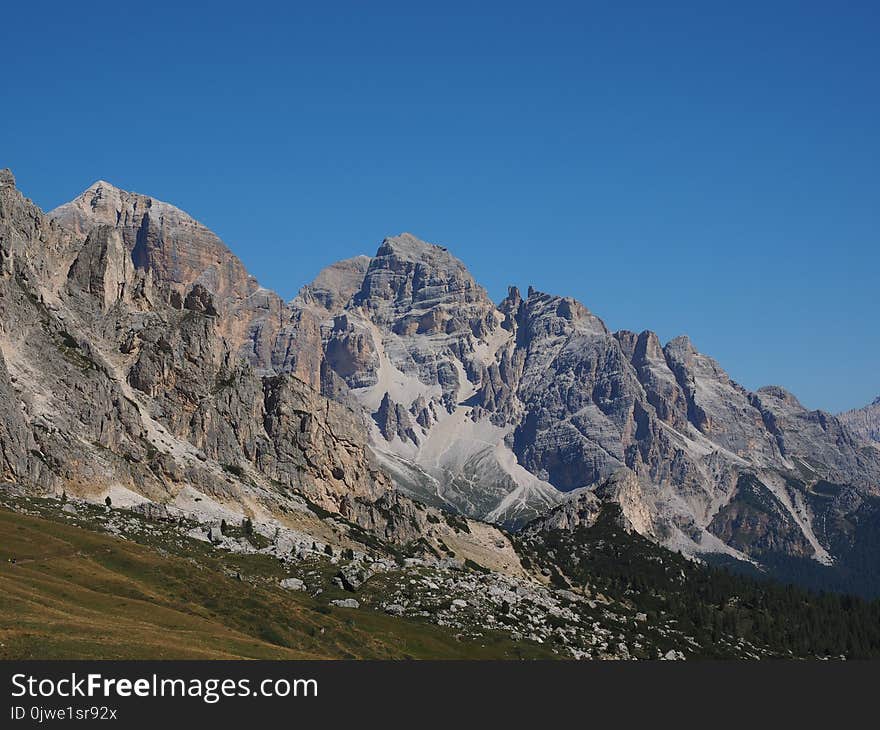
[[0, 503, 552, 660]]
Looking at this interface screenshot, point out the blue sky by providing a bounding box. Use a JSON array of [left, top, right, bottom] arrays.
[[3, 1, 878, 412]]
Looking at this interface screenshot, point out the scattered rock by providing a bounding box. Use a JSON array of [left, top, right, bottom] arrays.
[[330, 598, 360, 609]]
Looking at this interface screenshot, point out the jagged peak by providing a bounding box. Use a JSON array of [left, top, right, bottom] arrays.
[[0, 168, 15, 188], [52, 178, 196, 226], [66, 180, 127, 218], [756, 385, 804, 409], [518, 287, 608, 337], [622, 330, 663, 360], [86, 179, 117, 192], [499, 285, 522, 309], [665, 334, 696, 353], [293, 255, 372, 312], [375, 232, 459, 264], [524, 287, 585, 314], [366, 232, 483, 294], [56, 179, 130, 213], [300, 255, 371, 291], [525, 285, 559, 301], [47, 179, 264, 309]]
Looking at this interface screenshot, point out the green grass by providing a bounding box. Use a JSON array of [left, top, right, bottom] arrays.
[[0, 504, 556, 660]]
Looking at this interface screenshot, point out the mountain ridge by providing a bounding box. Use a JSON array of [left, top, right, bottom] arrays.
[[839, 396, 880, 447], [3, 169, 879, 595]]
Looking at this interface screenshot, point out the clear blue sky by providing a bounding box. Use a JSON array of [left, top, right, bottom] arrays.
[[3, 1, 878, 412]]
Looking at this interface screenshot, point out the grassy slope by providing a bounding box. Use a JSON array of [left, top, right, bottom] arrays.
[[0, 506, 555, 660]]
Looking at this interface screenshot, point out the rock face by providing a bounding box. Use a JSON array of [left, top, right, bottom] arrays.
[[839, 397, 880, 445], [4, 170, 879, 582], [301, 239, 879, 571], [67, 225, 140, 312], [1, 171, 389, 523], [51, 181, 257, 307], [311, 238, 562, 525], [525, 470, 648, 534], [286, 231, 880, 574], [50, 181, 320, 388], [0, 348, 32, 483]]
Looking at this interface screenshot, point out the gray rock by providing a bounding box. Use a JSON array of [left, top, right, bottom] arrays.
[[130, 502, 173, 521], [337, 563, 369, 592], [374, 392, 419, 445], [329, 598, 359, 609], [839, 396, 880, 445]]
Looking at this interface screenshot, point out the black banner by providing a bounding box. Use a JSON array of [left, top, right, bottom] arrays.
[[1, 660, 875, 727]]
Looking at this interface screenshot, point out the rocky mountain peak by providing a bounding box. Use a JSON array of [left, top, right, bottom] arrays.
[[0, 169, 15, 188], [352, 231, 496, 340], [294, 255, 371, 315], [503, 285, 522, 305], [664, 334, 697, 356], [361, 232, 480, 291], [520, 288, 608, 338], [85, 179, 118, 195], [839, 396, 880, 445], [46, 180, 300, 376], [635, 329, 664, 356], [54, 180, 130, 234], [756, 385, 803, 409], [376, 232, 453, 262], [50, 180, 252, 295], [614, 329, 666, 366], [498, 286, 524, 331]]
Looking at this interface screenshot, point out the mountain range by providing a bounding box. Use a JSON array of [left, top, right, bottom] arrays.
[[2, 168, 879, 600]]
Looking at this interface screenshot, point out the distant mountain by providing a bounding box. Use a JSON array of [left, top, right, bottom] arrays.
[[2, 169, 880, 598], [839, 397, 880, 445]]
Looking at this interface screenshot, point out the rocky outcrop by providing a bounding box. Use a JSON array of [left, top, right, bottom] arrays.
[[708, 474, 815, 557], [50, 181, 299, 381], [322, 314, 379, 389], [352, 234, 495, 340], [51, 181, 258, 306], [260, 374, 389, 509], [338, 490, 525, 576], [0, 348, 32, 483], [524, 470, 656, 536], [373, 392, 419, 445], [839, 397, 880, 445], [67, 225, 142, 311], [1, 172, 390, 524], [295, 256, 371, 315]]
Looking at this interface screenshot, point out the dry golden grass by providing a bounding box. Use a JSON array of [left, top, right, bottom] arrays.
[[0, 506, 554, 660]]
